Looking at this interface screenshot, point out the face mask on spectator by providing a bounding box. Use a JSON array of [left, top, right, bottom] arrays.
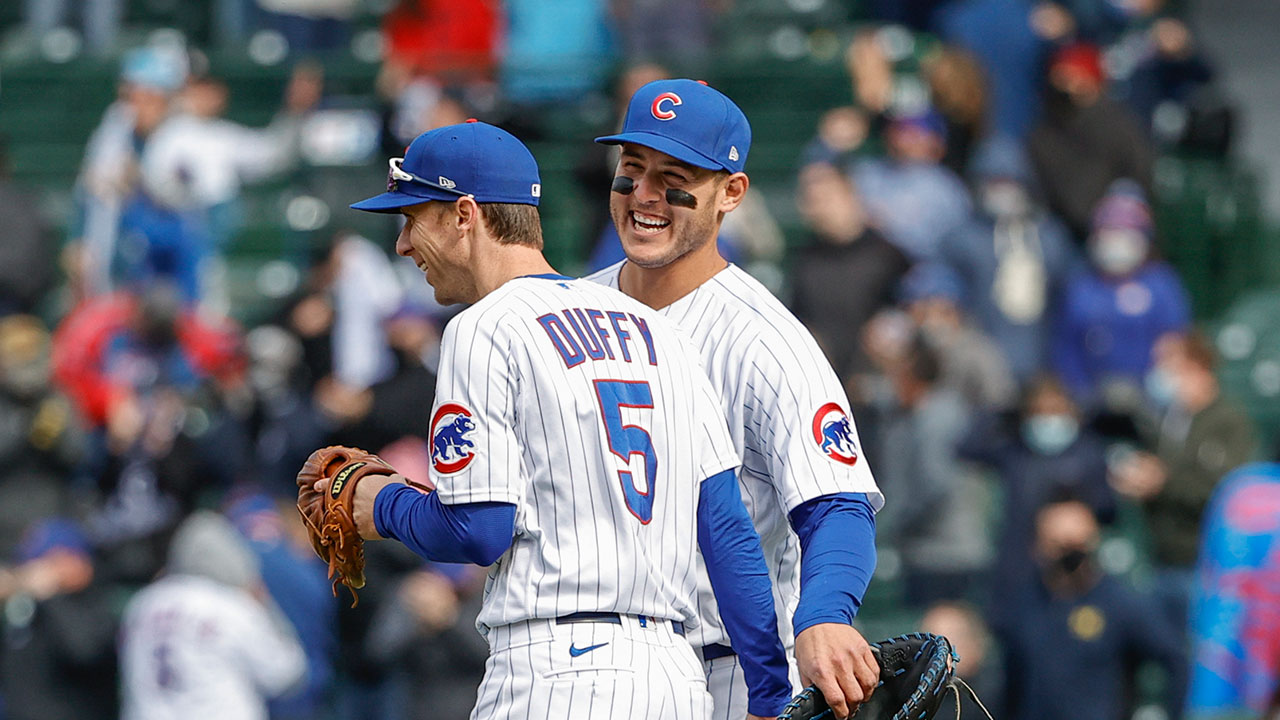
[[1089, 228, 1148, 276], [1145, 366, 1178, 407], [1021, 413, 1079, 455], [980, 182, 1031, 219], [1050, 546, 1092, 575]]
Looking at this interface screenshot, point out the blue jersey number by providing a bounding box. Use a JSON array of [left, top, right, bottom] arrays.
[[594, 379, 658, 523]]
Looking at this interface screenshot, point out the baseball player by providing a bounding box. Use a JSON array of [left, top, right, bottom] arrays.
[[588, 79, 886, 719], [334, 121, 792, 719]]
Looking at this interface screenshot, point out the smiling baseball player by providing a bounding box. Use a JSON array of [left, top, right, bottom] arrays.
[[331, 121, 791, 719], [588, 79, 886, 719]]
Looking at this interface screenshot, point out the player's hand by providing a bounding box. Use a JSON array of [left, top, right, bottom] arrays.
[[313, 472, 407, 539], [795, 623, 879, 719]]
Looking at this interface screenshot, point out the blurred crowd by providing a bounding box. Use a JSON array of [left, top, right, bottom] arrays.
[[0, 1, 1277, 720]]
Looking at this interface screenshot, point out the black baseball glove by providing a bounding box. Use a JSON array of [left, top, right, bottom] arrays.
[[780, 633, 977, 720]]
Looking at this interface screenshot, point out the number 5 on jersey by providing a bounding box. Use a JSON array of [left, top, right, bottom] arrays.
[[594, 379, 658, 523]]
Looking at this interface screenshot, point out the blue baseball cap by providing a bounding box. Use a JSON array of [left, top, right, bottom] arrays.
[[351, 121, 542, 213], [596, 79, 751, 174]]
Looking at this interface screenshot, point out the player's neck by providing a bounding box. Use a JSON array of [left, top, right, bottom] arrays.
[[473, 243, 558, 299], [618, 241, 728, 310]]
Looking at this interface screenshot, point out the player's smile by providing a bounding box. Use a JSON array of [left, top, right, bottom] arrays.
[[629, 210, 672, 235]]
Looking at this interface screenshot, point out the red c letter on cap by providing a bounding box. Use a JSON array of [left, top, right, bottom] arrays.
[[651, 92, 682, 121]]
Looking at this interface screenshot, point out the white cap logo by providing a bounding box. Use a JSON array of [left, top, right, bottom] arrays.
[[728, 146, 739, 162], [438, 176, 457, 189], [531, 183, 541, 198]]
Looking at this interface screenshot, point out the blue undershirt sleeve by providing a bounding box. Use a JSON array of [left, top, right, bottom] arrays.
[[373, 483, 516, 565], [697, 469, 792, 716], [788, 493, 877, 636]]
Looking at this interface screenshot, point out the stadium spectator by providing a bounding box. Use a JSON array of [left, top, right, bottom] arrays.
[[1111, 331, 1257, 632], [50, 284, 244, 583], [941, 134, 1079, 382], [50, 283, 243, 431], [74, 44, 188, 300], [1027, 42, 1155, 242], [317, 302, 438, 452], [331, 541, 435, 720], [1186, 463, 1280, 719], [1093, 0, 1219, 147], [366, 564, 490, 720], [872, 333, 990, 608], [992, 494, 1186, 720], [226, 491, 338, 720], [790, 162, 910, 388], [235, 325, 327, 494], [897, 262, 1018, 411], [118, 511, 306, 720], [920, 46, 989, 176], [853, 107, 973, 260], [934, 0, 1059, 139], [1051, 180, 1191, 404], [920, 600, 1004, 720], [959, 374, 1115, 590], [0, 518, 118, 720], [0, 316, 87, 559], [379, 0, 501, 90], [141, 64, 323, 251]]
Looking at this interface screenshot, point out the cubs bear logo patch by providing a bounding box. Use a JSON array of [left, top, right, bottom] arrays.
[[431, 402, 478, 475], [812, 402, 859, 466]]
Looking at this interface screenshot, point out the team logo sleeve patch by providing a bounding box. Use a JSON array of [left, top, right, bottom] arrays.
[[431, 402, 479, 475], [811, 402, 859, 466]]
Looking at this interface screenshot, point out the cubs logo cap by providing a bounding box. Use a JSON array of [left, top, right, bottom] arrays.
[[352, 120, 542, 213], [595, 79, 751, 174]]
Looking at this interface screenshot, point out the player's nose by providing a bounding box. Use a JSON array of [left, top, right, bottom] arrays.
[[633, 174, 665, 205], [394, 232, 412, 257]]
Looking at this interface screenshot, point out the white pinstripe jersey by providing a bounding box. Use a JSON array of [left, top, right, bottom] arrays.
[[588, 262, 884, 649], [428, 275, 740, 635]]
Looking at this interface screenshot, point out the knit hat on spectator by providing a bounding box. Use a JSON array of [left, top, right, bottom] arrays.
[[1092, 179, 1153, 237], [18, 518, 90, 563], [168, 511, 262, 590], [121, 45, 189, 92], [889, 106, 948, 142], [898, 262, 965, 305], [1050, 43, 1105, 87]]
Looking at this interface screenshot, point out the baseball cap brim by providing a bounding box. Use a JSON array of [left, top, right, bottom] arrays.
[[595, 131, 728, 172], [350, 189, 449, 213]]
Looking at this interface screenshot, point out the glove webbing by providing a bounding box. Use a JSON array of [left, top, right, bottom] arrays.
[[778, 632, 990, 720], [320, 502, 362, 605]]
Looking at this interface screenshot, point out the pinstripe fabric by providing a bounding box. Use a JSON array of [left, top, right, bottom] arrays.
[[588, 262, 884, 709], [430, 275, 736, 638]]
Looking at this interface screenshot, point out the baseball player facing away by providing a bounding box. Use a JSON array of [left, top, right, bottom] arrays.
[[588, 79, 886, 719], [331, 121, 793, 720]]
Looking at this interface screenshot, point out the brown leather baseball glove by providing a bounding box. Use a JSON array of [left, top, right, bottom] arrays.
[[296, 445, 398, 606]]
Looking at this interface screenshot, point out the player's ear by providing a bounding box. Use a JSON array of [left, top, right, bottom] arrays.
[[717, 172, 749, 213], [453, 196, 481, 236]]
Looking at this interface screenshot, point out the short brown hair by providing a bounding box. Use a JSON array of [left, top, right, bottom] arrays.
[[480, 203, 543, 249], [1179, 330, 1218, 373]]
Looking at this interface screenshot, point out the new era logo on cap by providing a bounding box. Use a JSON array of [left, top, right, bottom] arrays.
[[596, 79, 752, 174], [438, 176, 457, 189]]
